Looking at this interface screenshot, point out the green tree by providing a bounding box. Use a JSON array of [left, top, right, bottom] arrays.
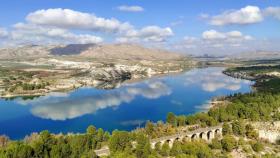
[[231, 120, 245, 136], [222, 123, 232, 136], [86, 125, 97, 136], [109, 131, 131, 153], [32, 130, 56, 158], [209, 138, 222, 149], [221, 135, 237, 152], [177, 115, 186, 126], [167, 112, 177, 127], [160, 142, 170, 156], [135, 133, 151, 158], [5, 142, 34, 158], [154, 142, 161, 154], [96, 128, 104, 142], [145, 121, 155, 136], [170, 141, 182, 156], [181, 141, 213, 158], [251, 141, 264, 152], [245, 124, 259, 139]]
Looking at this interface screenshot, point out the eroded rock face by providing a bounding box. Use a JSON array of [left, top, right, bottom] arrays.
[[253, 121, 280, 143], [259, 130, 279, 143]]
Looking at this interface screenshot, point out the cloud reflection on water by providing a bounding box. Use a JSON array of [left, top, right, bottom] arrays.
[[184, 68, 251, 92], [16, 81, 171, 121], [14, 68, 252, 121]]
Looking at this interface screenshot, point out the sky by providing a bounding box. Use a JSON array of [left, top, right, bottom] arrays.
[[0, 0, 280, 55]]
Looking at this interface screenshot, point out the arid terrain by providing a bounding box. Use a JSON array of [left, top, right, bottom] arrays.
[[0, 44, 195, 98]]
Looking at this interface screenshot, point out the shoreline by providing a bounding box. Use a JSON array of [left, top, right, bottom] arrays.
[[0, 68, 189, 99]]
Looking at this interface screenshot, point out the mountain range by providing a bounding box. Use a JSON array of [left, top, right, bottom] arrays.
[[0, 44, 184, 61]]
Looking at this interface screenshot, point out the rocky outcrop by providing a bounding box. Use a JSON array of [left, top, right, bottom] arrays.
[[223, 71, 257, 80], [253, 121, 280, 143]]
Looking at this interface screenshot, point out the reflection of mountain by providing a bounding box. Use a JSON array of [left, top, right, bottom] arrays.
[[16, 81, 171, 121], [184, 68, 251, 92]]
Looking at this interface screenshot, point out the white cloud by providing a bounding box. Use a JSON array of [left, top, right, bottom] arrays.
[[117, 5, 144, 12], [0, 8, 172, 45], [264, 7, 280, 20], [26, 8, 133, 33], [127, 81, 171, 99], [117, 26, 173, 43], [202, 30, 226, 40], [168, 29, 259, 55], [209, 6, 263, 26], [202, 30, 253, 41], [9, 23, 103, 45], [0, 27, 8, 38]]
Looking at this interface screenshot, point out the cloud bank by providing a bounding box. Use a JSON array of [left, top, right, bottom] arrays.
[[170, 29, 257, 55], [207, 5, 280, 26], [0, 8, 173, 46], [209, 6, 263, 26]]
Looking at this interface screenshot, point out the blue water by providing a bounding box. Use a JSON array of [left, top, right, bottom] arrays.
[[0, 67, 253, 139]]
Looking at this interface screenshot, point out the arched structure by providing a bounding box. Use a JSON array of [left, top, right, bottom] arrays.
[[150, 125, 223, 148]]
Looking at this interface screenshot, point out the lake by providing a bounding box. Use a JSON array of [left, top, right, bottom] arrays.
[[0, 67, 253, 139]]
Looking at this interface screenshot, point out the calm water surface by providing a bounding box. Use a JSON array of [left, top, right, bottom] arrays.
[[0, 67, 253, 139]]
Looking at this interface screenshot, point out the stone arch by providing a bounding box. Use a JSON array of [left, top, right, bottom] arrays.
[[199, 132, 204, 139], [165, 139, 174, 147], [207, 130, 214, 140], [191, 134, 197, 140], [215, 129, 221, 135], [153, 142, 161, 149], [199, 132, 208, 140], [175, 137, 180, 142], [165, 139, 171, 144]]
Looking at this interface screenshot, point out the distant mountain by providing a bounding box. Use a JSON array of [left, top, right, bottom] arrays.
[[230, 51, 280, 60], [50, 44, 96, 56], [0, 44, 185, 61], [78, 44, 183, 60], [0, 45, 54, 59]]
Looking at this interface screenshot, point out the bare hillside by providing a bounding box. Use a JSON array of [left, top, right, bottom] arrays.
[[0, 44, 185, 61], [78, 44, 184, 60], [230, 51, 280, 60]]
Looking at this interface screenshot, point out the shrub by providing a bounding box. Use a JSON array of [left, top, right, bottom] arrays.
[[221, 135, 237, 152], [251, 142, 264, 152]]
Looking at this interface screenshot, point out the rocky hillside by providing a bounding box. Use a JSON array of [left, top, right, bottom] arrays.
[[230, 51, 280, 61], [0, 45, 55, 59], [77, 44, 183, 60], [0, 44, 185, 61]]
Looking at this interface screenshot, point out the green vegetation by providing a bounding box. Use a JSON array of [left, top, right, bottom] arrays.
[[226, 65, 280, 74], [8, 82, 50, 93], [221, 135, 237, 152], [0, 67, 52, 95], [0, 126, 109, 158], [251, 141, 264, 152]]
